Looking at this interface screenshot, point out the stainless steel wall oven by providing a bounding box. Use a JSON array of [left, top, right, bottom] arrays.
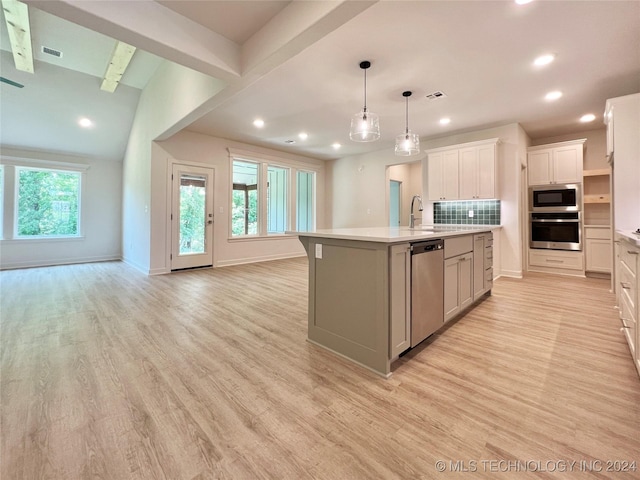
[[529, 211, 581, 251]]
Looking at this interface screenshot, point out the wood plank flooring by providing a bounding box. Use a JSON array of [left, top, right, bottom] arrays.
[[1, 259, 639, 479]]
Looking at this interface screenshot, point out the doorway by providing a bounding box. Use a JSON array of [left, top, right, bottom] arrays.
[[171, 164, 214, 270], [390, 180, 402, 227]]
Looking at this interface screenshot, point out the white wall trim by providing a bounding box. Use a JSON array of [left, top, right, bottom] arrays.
[[0, 254, 121, 270], [122, 255, 150, 275], [227, 147, 322, 172], [496, 270, 523, 279], [216, 251, 305, 268], [0, 155, 91, 171]]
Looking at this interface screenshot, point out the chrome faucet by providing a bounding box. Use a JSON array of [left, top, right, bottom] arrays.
[[410, 195, 423, 228]]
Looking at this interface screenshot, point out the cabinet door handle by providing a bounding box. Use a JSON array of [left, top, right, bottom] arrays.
[[545, 259, 564, 263], [628, 250, 639, 255], [621, 282, 631, 289]]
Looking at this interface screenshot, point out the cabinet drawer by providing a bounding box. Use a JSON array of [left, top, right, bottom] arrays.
[[619, 260, 637, 310], [485, 268, 493, 289], [529, 249, 584, 270], [620, 291, 636, 356], [584, 227, 611, 240], [445, 235, 473, 259], [620, 246, 639, 276]]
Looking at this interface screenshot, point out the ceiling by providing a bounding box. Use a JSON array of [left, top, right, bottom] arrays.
[[1, 1, 639, 162]]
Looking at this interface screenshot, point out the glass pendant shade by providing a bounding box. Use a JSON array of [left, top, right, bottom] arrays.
[[395, 130, 420, 156], [350, 109, 381, 142], [350, 61, 380, 143], [395, 90, 420, 156]]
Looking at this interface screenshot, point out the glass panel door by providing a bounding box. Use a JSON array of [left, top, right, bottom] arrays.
[[171, 164, 214, 270]]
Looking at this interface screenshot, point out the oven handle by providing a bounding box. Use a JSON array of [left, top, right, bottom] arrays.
[[530, 218, 580, 223]]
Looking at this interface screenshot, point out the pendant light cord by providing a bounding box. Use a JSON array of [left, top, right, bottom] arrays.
[[363, 67, 367, 113], [405, 95, 409, 135]]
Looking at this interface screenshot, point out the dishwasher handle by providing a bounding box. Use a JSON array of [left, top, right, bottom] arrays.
[[411, 239, 444, 255]]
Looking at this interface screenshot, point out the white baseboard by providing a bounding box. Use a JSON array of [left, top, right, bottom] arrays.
[[496, 269, 523, 279], [149, 267, 170, 275], [121, 256, 150, 275], [0, 254, 121, 270]]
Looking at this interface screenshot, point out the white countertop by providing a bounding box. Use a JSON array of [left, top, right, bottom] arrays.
[[616, 230, 640, 247], [288, 225, 500, 243]]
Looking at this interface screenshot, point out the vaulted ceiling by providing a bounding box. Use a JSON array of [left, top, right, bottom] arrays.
[[1, 1, 639, 162]]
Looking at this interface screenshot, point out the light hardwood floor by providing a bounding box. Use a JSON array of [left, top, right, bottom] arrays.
[[1, 259, 639, 479]]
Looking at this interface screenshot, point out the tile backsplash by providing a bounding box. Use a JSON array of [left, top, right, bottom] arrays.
[[434, 199, 501, 225]]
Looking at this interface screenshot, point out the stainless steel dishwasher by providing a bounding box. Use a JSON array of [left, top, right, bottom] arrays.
[[411, 239, 444, 347]]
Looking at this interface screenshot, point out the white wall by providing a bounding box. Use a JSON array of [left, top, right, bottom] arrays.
[[327, 123, 525, 278], [122, 60, 227, 273], [0, 147, 122, 269], [387, 162, 422, 226], [150, 130, 326, 272], [531, 128, 607, 170]]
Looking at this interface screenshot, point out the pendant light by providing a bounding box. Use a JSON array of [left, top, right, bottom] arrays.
[[395, 91, 420, 156], [349, 61, 380, 142]]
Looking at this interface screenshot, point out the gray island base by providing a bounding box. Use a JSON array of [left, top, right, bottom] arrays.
[[293, 226, 495, 377]]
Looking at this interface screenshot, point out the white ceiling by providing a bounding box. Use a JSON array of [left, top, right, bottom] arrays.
[[1, 1, 639, 162]]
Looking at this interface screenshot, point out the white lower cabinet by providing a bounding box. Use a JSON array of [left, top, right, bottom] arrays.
[[616, 233, 639, 378], [444, 252, 473, 322], [389, 243, 411, 359], [529, 249, 584, 273], [473, 233, 493, 300], [585, 226, 612, 273]]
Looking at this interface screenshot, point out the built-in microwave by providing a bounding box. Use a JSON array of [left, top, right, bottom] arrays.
[[529, 184, 581, 212]]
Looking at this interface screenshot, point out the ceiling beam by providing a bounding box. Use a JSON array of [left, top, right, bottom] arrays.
[[100, 41, 136, 93], [1, 0, 34, 73]]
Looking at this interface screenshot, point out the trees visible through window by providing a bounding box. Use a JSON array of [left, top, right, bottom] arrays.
[[17, 167, 80, 237], [179, 175, 206, 254], [232, 161, 258, 236]]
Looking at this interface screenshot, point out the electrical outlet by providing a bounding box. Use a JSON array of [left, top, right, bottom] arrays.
[[468, 210, 474, 218]]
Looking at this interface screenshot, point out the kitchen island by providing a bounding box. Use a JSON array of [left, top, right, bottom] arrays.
[[293, 226, 497, 376]]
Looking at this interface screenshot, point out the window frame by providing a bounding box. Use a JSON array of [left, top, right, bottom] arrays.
[[0, 157, 88, 242], [228, 149, 319, 240]]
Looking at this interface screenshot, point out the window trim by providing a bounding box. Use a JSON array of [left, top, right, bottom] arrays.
[[0, 156, 89, 242], [228, 148, 320, 240]]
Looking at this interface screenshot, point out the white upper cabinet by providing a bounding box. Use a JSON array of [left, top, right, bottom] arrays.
[[459, 143, 496, 199], [427, 138, 499, 201], [527, 139, 585, 186], [427, 149, 459, 201]]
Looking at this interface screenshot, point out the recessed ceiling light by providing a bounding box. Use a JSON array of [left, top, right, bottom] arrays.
[[580, 113, 596, 123], [515, 0, 533, 4], [332, 143, 341, 150], [534, 54, 555, 66], [545, 90, 563, 101], [298, 132, 308, 140], [253, 119, 265, 128], [284, 139, 295, 144], [78, 117, 93, 128], [439, 118, 451, 125]]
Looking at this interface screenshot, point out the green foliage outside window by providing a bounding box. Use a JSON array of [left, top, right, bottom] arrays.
[[17, 169, 80, 237], [179, 184, 206, 254], [232, 188, 257, 235]]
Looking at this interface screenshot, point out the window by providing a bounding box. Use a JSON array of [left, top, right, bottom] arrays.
[[232, 161, 258, 236], [16, 167, 81, 237], [229, 152, 317, 238], [267, 166, 287, 233], [296, 171, 315, 232]]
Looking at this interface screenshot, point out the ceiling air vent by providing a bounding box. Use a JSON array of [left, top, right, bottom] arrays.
[[425, 91, 447, 100], [41, 46, 62, 58]]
